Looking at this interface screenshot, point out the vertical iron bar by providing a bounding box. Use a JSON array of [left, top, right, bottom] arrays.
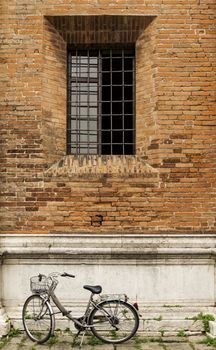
[[76, 50, 79, 154], [110, 49, 112, 155], [133, 52, 135, 155], [122, 49, 125, 155], [67, 51, 71, 154], [98, 49, 102, 155], [87, 50, 90, 155]]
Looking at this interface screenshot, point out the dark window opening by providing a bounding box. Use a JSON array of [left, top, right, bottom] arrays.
[[67, 47, 135, 155]]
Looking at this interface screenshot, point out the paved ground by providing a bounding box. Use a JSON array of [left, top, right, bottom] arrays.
[[0, 332, 216, 350]]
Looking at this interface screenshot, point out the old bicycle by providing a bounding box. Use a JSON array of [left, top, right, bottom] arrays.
[[22, 272, 139, 346]]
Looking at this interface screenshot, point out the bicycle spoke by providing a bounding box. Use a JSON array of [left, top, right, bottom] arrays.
[[90, 300, 139, 344], [23, 295, 54, 343]]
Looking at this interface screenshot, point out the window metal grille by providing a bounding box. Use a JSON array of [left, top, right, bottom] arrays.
[[67, 47, 135, 155]]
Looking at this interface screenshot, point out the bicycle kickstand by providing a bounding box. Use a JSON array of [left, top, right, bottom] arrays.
[[79, 329, 87, 348], [72, 330, 81, 347], [72, 329, 87, 349]]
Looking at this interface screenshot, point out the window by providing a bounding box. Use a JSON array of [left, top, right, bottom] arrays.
[[67, 47, 135, 155]]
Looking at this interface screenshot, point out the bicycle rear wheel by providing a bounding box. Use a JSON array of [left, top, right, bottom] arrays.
[[22, 294, 55, 344], [89, 300, 139, 344]]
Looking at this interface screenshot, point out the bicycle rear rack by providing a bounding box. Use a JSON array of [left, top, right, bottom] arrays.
[[99, 294, 128, 302]]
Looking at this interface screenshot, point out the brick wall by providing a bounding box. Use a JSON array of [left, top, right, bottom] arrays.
[[0, 0, 215, 234], [42, 17, 67, 162]]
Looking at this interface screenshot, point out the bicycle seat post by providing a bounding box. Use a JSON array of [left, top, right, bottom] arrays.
[[74, 292, 94, 348]]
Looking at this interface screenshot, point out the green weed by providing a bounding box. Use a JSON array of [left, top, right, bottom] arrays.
[[134, 335, 143, 350], [47, 334, 59, 346], [87, 335, 103, 346], [160, 330, 165, 337], [189, 312, 215, 333], [153, 315, 163, 321], [199, 336, 216, 348], [177, 330, 187, 337], [0, 325, 21, 349], [7, 327, 21, 337]]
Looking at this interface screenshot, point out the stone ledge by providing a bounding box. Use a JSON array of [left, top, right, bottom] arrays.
[[1, 233, 216, 262], [45, 155, 159, 177], [7, 305, 216, 335], [1, 233, 216, 248]]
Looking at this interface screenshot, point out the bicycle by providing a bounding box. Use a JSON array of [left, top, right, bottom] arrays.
[[22, 272, 140, 347]]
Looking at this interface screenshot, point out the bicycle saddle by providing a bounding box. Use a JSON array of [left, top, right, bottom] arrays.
[[83, 285, 102, 294]]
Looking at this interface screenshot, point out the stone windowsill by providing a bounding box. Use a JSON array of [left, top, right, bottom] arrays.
[[45, 155, 159, 177]]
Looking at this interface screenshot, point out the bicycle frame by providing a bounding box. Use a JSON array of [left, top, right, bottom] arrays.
[[45, 289, 100, 329], [23, 274, 140, 348]]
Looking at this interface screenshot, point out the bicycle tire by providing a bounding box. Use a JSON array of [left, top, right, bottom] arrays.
[[22, 294, 55, 344], [89, 299, 139, 344]]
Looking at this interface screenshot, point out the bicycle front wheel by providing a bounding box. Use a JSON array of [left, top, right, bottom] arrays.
[[89, 300, 139, 344], [22, 294, 55, 344]]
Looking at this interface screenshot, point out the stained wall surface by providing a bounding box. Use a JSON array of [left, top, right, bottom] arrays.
[[0, 0, 216, 234]]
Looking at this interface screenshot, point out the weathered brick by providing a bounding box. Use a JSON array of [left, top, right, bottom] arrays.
[[0, 0, 215, 234]]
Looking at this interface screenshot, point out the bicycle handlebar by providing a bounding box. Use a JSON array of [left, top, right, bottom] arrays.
[[38, 272, 75, 282], [61, 272, 75, 278]]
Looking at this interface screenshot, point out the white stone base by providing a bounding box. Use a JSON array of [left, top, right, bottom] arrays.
[[0, 307, 9, 337], [0, 233, 215, 335], [209, 319, 216, 338]]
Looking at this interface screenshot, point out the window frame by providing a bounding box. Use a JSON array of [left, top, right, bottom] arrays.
[[67, 44, 136, 156]]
